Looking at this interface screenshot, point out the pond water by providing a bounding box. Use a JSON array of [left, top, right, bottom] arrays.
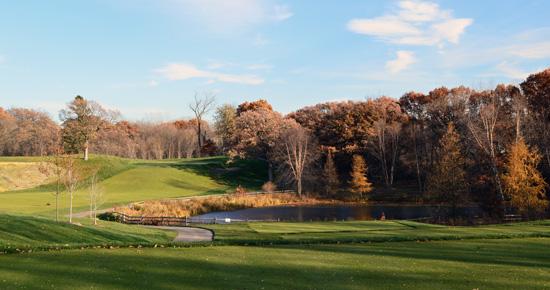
[[192, 204, 482, 222]]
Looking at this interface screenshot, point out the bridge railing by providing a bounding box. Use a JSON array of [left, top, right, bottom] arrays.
[[112, 212, 278, 226]]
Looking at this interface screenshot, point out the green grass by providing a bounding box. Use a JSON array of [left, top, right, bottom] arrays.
[[203, 219, 550, 245], [0, 237, 548, 289], [0, 214, 175, 253], [0, 155, 267, 216]]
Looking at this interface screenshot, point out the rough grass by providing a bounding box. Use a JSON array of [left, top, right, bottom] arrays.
[[0, 237, 548, 289], [0, 156, 267, 216], [115, 193, 326, 217], [0, 214, 175, 253], [0, 162, 53, 192]]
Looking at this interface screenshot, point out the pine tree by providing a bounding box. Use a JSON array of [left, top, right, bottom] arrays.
[[323, 149, 340, 196], [501, 138, 548, 215], [349, 155, 373, 199], [427, 122, 468, 209]]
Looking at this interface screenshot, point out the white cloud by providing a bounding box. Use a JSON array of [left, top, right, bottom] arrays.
[[386, 51, 417, 73], [347, 1, 472, 46], [148, 80, 159, 87], [155, 63, 264, 85], [174, 0, 292, 33], [495, 62, 530, 80]]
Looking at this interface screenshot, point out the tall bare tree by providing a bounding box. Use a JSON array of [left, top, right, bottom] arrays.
[[275, 121, 316, 196], [467, 91, 504, 201], [189, 92, 215, 157]]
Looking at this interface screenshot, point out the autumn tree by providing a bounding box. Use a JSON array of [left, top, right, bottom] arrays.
[[369, 97, 407, 186], [236, 99, 273, 116], [230, 107, 283, 181], [501, 138, 548, 216], [60, 96, 112, 160], [427, 123, 468, 210], [189, 92, 216, 157], [322, 148, 340, 196], [521, 68, 550, 170], [214, 104, 237, 153], [349, 155, 372, 199]]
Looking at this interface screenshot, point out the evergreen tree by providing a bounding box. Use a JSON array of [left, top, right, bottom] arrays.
[[427, 122, 468, 210], [501, 138, 548, 215], [349, 154, 372, 199], [323, 149, 340, 196]]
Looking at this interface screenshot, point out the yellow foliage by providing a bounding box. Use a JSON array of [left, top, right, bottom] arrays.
[[501, 138, 548, 214]]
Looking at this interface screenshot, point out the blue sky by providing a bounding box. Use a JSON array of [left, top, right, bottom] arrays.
[[0, 0, 549, 121]]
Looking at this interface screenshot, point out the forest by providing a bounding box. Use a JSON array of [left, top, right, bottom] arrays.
[[1, 68, 549, 218]]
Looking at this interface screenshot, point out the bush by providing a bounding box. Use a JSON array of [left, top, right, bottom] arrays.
[[261, 181, 277, 193]]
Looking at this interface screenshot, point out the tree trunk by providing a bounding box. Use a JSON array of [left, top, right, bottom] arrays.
[[84, 140, 89, 161], [69, 191, 73, 223], [268, 162, 273, 182]]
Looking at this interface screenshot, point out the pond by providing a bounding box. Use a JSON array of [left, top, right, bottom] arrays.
[[192, 204, 483, 222]]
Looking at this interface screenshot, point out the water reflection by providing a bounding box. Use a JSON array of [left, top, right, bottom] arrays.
[[193, 205, 482, 221]]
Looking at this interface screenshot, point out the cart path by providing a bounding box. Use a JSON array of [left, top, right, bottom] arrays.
[[151, 226, 214, 242]]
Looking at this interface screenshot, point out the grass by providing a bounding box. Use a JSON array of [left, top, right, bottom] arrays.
[[0, 161, 53, 192], [0, 214, 175, 253], [0, 155, 267, 216], [203, 219, 550, 245], [0, 237, 548, 289]]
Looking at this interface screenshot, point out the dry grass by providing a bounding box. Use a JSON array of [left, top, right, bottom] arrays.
[[0, 162, 53, 192], [115, 193, 331, 217]]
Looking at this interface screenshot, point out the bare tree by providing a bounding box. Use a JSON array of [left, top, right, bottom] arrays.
[[89, 171, 105, 225], [189, 92, 215, 157], [275, 121, 316, 196], [39, 147, 64, 222], [61, 156, 81, 223], [467, 92, 504, 200]]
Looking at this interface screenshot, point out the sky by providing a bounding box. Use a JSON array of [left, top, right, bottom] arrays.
[[0, 0, 549, 121]]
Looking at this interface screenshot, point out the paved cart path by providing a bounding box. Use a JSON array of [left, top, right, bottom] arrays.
[[152, 226, 214, 242]]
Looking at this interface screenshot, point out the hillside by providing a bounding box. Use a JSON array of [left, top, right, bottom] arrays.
[[0, 214, 175, 253], [0, 155, 267, 216]]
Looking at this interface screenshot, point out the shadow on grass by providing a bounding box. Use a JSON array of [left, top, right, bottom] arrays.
[[1, 239, 549, 289], [136, 156, 268, 191]]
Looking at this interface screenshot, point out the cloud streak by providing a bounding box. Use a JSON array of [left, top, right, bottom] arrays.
[[174, 0, 292, 33], [155, 63, 264, 85], [347, 0, 472, 46], [386, 51, 417, 73]]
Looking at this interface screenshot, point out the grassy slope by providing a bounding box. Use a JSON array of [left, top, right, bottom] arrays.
[[0, 214, 175, 252], [0, 156, 266, 216], [204, 219, 550, 244], [0, 237, 548, 289]]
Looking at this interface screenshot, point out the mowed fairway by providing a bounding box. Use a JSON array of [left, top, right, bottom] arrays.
[[0, 237, 548, 289], [0, 156, 266, 216]]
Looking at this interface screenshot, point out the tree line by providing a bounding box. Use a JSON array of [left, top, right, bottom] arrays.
[[1, 68, 550, 217]]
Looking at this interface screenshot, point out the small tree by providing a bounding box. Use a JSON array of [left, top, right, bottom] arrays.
[[349, 155, 372, 199], [61, 156, 81, 223], [501, 138, 548, 216], [39, 147, 64, 222], [427, 122, 468, 212], [323, 148, 340, 196], [88, 171, 105, 225]]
